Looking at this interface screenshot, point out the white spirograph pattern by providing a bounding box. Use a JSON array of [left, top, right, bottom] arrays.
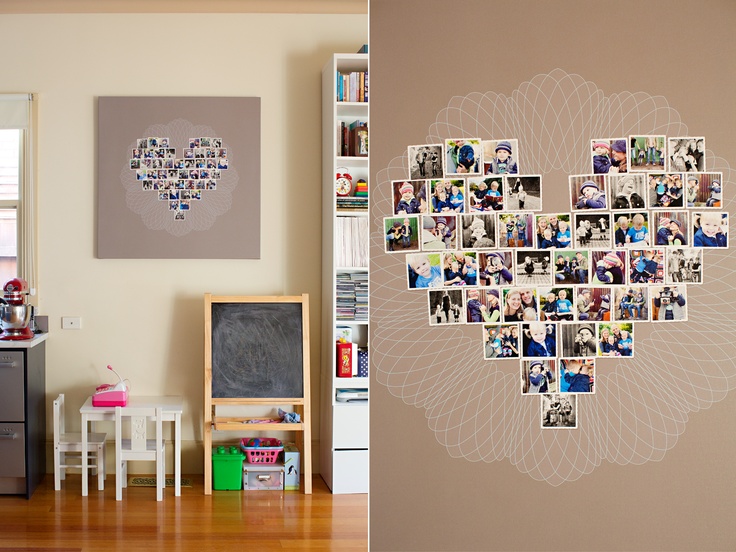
[[118, 118, 238, 237], [371, 69, 736, 485]]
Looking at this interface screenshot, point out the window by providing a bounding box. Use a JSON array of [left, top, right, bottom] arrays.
[[0, 129, 20, 284], [0, 95, 35, 294]]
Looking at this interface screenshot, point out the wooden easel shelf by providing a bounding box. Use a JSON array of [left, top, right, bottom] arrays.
[[213, 417, 305, 431]]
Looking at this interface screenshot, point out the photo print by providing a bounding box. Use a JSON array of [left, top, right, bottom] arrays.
[[609, 173, 647, 210], [505, 175, 542, 211], [393, 179, 426, 215], [612, 286, 649, 322], [686, 172, 723, 208], [576, 287, 612, 322], [559, 358, 595, 393], [443, 251, 479, 287], [590, 249, 627, 285], [445, 139, 482, 176], [498, 212, 534, 248], [521, 359, 557, 394], [522, 321, 557, 358], [482, 139, 519, 174], [406, 252, 444, 289], [484, 323, 520, 359], [666, 248, 703, 285], [478, 251, 514, 287], [648, 172, 685, 208], [538, 286, 575, 322], [573, 212, 611, 248], [613, 211, 650, 248], [650, 285, 688, 322], [503, 287, 538, 323], [421, 214, 457, 250], [667, 137, 705, 172], [468, 176, 504, 212], [430, 179, 465, 214], [560, 323, 598, 358], [535, 213, 572, 249], [553, 250, 589, 285], [541, 393, 577, 429], [466, 287, 503, 324], [515, 250, 553, 286], [630, 135, 666, 171], [597, 322, 634, 357], [384, 215, 420, 253], [460, 213, 497, 249], [591, 138, 628, 174], [428, 288, 465, 325], [628, 249, 665, 284], [692, 211, 728, 247], [408, 143, 443, 179], [652, 210, 689, 247], [570, 174, 607, 210]]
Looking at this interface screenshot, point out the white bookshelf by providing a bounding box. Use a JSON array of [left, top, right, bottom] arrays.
[[320, 52, 369, 494]]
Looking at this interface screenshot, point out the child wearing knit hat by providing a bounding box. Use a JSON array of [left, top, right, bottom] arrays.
[[592, 140, 612, 174], [593, 250, 625, 284], [484, 139, 518, 175], [574, 180, 607, 210], [655, 216, 672, 246], [525, 360, 555, 394], [466, 289, 483, 323], [395, 181, 421, 215], [480, 289, 501, 323]]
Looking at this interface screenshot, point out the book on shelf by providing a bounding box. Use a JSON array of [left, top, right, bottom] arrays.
[[336, 70, 368, 103], [357, 44, 368, 54]]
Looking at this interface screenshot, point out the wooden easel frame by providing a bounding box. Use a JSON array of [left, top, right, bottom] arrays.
[[204, 294, 312, 494]]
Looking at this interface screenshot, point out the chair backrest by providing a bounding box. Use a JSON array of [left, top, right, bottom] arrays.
[[114, 406, 163, 453], [52, 393, 65, 447]]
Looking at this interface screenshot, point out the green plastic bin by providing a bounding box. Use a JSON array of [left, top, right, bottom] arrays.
[[212, 446, 245, 490]]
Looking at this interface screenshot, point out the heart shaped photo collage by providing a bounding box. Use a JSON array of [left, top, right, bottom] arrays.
[[383, 136, 727, 429], [129, 136, 229, 221]]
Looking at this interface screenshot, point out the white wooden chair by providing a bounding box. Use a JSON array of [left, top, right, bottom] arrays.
[[114, 406, 165, 501], [53, 393, 107, 491]]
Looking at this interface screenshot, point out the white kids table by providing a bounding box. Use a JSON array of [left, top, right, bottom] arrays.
[[79, 395, 183, 497]]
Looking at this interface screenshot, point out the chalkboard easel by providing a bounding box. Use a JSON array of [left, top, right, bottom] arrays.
[[204, 294, 312, 494]]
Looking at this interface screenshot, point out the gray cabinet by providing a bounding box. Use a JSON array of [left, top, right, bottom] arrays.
[[0, 339, 46, 498]]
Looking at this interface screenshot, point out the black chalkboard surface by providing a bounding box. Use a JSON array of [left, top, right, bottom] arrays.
[[211, 301, 304, 399]]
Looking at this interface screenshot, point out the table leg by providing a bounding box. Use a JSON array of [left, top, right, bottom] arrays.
[[81, 413, 88, 497], [175, 412, 181, 496]]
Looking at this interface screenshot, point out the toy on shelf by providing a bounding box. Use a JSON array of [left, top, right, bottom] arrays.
[[241, 437, 284, 464]]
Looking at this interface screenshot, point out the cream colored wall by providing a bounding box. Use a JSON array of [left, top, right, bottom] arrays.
[[0, 12, 367, 473]]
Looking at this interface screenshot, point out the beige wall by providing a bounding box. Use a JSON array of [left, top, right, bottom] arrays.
[[0, 11, 367, 473]]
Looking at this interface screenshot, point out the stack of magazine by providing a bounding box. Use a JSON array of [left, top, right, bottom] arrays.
[[336, 272, 368, 322]]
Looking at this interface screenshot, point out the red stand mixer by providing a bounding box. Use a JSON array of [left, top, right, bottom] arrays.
[[0, 278, 34, 340]]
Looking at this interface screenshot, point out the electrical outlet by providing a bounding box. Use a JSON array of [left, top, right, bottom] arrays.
[[61, 316, 82, 330]]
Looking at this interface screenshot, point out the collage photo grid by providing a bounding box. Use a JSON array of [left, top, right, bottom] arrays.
[[382, 136, 725, 429], [129, 136, 229, 221]]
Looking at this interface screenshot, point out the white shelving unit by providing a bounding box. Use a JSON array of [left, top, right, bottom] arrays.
[[320, 53, 369, 494]]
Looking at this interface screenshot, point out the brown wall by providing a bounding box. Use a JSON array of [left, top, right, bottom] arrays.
[[370, 1, 736, 550]]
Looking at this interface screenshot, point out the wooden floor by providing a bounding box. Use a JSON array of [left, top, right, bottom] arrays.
[[0, 474, 368, 552]]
